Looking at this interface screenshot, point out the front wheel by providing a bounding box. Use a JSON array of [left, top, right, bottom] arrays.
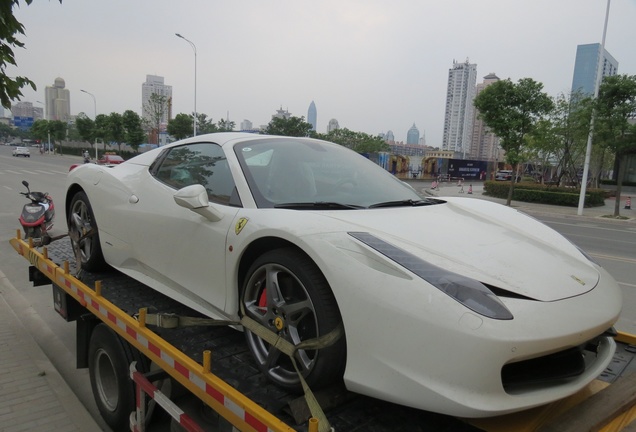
[[241, 248, 346, 392], [68, 191, 105, 271]]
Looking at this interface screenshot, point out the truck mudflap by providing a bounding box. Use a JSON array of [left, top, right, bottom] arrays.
[[9, 231, 636, 432]]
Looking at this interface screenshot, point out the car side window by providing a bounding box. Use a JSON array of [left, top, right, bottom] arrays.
[[154, 143, 239, 206]]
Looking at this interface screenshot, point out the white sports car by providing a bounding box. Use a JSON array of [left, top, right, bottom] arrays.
[[66, 132, 622, 418]]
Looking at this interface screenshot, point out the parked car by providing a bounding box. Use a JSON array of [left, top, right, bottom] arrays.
[[97, 154, 124, 165], [65, 133, 622, 418], [12, 146, 30, 157], [495, 169, 520, 182]]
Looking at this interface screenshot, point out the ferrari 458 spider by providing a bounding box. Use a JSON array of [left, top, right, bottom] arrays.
[[66, 133, 622, 417]]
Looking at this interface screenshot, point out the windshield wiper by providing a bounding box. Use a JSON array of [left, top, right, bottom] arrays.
[[368, 199, 434, 209], [274, 201, 364, 210]]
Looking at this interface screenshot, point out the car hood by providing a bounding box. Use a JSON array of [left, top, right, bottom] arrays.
[[320, 197, 598, 302]]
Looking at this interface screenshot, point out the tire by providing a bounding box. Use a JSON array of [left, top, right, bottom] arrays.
[[241, 248, 346, 392], [68, 191, 105, 271], [24, 226, 41, 238], [88, 324, 149, 431]]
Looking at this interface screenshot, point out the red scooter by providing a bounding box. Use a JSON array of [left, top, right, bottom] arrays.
[[19, 180, 55, 244]]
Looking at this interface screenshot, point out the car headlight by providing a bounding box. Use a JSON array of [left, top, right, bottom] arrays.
[[349, 232, 514, 320]]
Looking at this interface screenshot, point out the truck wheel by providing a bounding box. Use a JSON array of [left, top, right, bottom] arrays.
[[88, 324, 148, 431], [68, 191, 105, 271], [241, 248, 346, 392]]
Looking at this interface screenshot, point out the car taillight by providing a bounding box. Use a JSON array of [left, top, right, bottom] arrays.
[[69, 164, 79, 172]]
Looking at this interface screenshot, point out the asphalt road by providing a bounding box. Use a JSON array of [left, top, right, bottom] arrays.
[[1, 144, 635, 429]]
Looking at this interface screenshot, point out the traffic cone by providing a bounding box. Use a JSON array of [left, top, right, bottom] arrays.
[[468, 184, 473, 194], [626, 196, 632, 210]]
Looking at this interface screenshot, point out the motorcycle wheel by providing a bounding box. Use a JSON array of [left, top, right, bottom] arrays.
[[24, 226, 42, 239]]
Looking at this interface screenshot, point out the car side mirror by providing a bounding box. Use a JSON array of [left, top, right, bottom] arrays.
[[174, 184, 224, 222]]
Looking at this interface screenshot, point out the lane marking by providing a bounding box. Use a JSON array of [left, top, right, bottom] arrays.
[[589, 253, 636, 265]]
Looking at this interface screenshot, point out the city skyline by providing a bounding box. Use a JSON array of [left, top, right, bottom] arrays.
[[7, 1, 636, 145]]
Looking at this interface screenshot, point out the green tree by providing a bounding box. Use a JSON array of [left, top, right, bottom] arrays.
[[594, 74, 636, 217], [262, 116, 312, 137], [168, 113, 193, 140], [474, 77, 554, 205], [196, 113, 216, 134], [528, 92, 593, 186], [30, 119, 66, 154], [315, 128, 389, 153], [30, 119, 50, 144], [217, 118, 235, 132], [50, 119, 66, 147], [0, 122, 15, 140], [144, 93, 168, 144], [0, 1, 53, 108], [94, 114, 109, 148], [106, 112, 125, 151], [122, 110, 145, 152], [75, 112, 95, 144]]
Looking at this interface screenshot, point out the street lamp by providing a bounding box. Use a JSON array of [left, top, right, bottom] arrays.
[[578, 0, 611, 215], [176, 33, 197, 137], [80, 89, 98, 159]]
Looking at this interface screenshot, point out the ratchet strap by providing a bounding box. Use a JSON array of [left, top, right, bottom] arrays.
[[141, 309, 342, 432]]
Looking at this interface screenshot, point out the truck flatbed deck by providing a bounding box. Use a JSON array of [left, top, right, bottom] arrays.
[[11, 234, 636, 431]]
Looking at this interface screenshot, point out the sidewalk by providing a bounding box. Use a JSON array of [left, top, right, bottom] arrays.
[[0, 293, 102, 432], [409, 179, 636, 223]]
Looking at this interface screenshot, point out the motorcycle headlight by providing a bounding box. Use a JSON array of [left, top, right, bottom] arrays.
[[25, 206, 42, 214], [349, 232, 513, 320]]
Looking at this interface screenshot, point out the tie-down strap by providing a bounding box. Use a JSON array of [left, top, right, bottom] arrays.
[[140, 310, 343, 432]]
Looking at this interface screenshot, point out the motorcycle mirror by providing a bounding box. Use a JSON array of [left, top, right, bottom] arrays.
[[22, 180, 29, 189]]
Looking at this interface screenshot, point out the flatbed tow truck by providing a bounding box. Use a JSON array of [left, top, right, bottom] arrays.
[[9, 232, 636, 432]]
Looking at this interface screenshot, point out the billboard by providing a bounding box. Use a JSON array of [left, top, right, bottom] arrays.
[[447, 159, 488, 180], [13, 116, 34, 131]]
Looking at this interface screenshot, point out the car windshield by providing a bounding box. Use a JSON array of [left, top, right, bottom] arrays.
[[234, 138, 434, 209]]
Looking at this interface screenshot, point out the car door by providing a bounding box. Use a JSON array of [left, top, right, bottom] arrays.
[[121, 142, 240, 314]]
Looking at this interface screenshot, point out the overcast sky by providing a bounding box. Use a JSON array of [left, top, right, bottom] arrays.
[[9, 0, 636, 144]]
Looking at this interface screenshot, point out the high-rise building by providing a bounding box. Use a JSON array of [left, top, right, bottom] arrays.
[[384, 130, 395, 143], [442, 59, 477, 158], [327, 118, 339, 133], [142, 75, 173, 127], [272, 106, 291, 120], [571, 43, 618, 97], [44, 77, 71, 121], [10, 101, 43, 130], [470, 73, 500, 161], [240, 119, 253, 131], [406, 123, 420, 145], [307, 101, 317, 131]]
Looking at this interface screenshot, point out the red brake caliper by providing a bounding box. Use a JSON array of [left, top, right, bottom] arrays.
[[258, 288, 267, 308]]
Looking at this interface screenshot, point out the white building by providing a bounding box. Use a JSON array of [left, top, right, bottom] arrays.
[[442, 59, 477, 158], [240, 119, 253, 130], [327, 118, 339, 133], [141, 75, 172, 127], [44, 77, 71, 121], [470, 73, 500, 161]]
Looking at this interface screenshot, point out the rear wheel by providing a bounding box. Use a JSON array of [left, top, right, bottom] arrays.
[[68, 191, 105, 270], [241, 248, 346, 392], [88, 324, 149, 431], [23, 226, 42, 239]]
